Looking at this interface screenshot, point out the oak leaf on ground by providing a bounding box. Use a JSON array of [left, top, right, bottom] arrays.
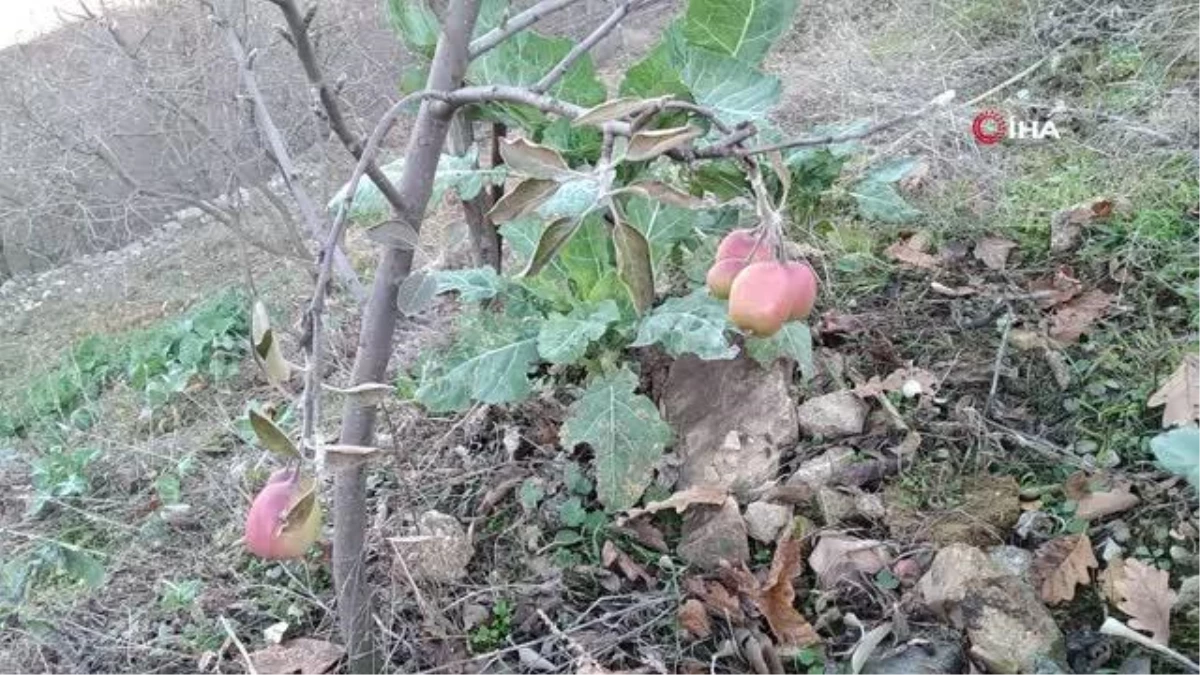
[[1147, 354, 1199, 428], [1113, 558, 1177, 645], [1031, 534, 1098, 604], [759, 534, 821, 648]]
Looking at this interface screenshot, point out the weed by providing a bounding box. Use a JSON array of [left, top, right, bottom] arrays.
[[160, 579, 203, 613], [29, 446, 102, 516], [469, 598, 513, 653]]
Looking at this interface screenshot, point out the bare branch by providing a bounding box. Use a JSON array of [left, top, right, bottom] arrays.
[[468, 0, 584, 60], [532, 0, 633, 94]]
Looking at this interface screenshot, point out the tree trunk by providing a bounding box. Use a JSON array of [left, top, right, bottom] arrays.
[[331, 0, 482, 671], [446, 113, 502, 271]]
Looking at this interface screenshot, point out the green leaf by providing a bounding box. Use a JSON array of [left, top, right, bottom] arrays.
[[329, 149, 506, 223], [558, 215, 614, 295], [386, 0, 440, 58], [433, 266, 504, 301], [1151, 426, 1200, 492], [612, 214, 655, 314], [397, 270, 440, 316], [523, 216, 584, 277], [560, 369, 673, 511], [852, 179, 921, 223], [60, 547, 105, 589], [536, 178, 602, 220], [541, 117, 602, 166], [623, 194, 695, 268], [559, 496, 588, 527], [537, 301, 621, 364], [564, 461, 594, 496], [691, 160, 748, 200], [415, 315, 541, 412], [865, 157, 920, 184], [632, 289, 739, 360], [746, 322, 814, 381], [519, 478, 545, 510], [619, 25, 691, 100], [249, 409, 301, 460], [675, 43, 781, 126], [682, 0, 798, 64]]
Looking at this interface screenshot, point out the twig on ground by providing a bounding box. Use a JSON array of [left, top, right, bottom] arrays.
[[218, 616, 258, 675], [1099, 617, 1200, 673], [985, 419, 1086, 469], [985, 308, 1014, 416]]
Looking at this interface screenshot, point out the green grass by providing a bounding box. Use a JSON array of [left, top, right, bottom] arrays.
[[0, 288, 249, 438]]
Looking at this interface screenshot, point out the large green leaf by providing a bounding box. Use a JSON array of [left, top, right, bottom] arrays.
[[468, 31, 606, 131], [675, 43, 781, 126], [387, 0, 439, 58], [619, 26, 692, 100], [433, 267, 505, 301], [746, 322, 814, 381], [623, 194, 694, 268], [1151, 426, 1200, 493], [415, 314, 541, 412], [537, 301, 621, 364], [502, 215, 612, 301], [560, 369, 673, 511], [682, 0, 798, 65], [852, 179, 921, 223], [536, 178, 602, 220], [631, 289, 738, 360], [328, 149, 506, 223]]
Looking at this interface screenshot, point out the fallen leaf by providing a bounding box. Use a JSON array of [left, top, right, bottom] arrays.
[[601, 540, 654, 586], [973, 237, 1018, 270], [1044, 349, 1072, 390], [759, 534, 822, 647], [1147, 355, 1199, 428], [1049, 289, 1113, 343], [819, 312, 869, 335], [1051, 197, 1116, 253], [678, 599, 712, 639], [1028, 266, 1084, 308], [519, 646, 557, 672], [1064, 472, 1140, 520], [683, 576, 745, 622], [853, 367, 938, 398], [612, 517, 668, 553], [930, 281, 977, 297], [248, 638, 344, 674], [1113, 558, 1177, 645], [808, 535, 891, 589], [618, 486, 728, 523], [885, 232, 939, 270], [1099, 556, 1126, 604], [1031, 534, 1098, 604]]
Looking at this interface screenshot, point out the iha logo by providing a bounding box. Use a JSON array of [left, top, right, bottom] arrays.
[[971, 109, 1060, 145]]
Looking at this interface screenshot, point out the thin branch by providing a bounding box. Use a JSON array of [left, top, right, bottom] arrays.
[[468, 0, 584, 60], [532, 0, 633, 94]]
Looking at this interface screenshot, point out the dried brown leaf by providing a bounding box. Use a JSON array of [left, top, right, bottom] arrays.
[[619, 485, 728, 523], [884, 232, 939, 270], [683, 576, 745, 622], [1031, 534, 1098, 604], [1049, 289, 1113, 343], [624, 181, 711, 209], [499, 137, 571, 179], [1077, 489, 1140, 520], [808, 535, 891, 589], [1114, 558, 1177, 645], [612, 517, 668, 553], [818, 312, 869, 336], [678, 599, 713, 639], [248, 637, 344, 674], [626, 125, 702, 162], [973, 237, 1018, 270], [601, 540, 654, 586], [853, 367, 938, 398], [1147, 355, 1200, 428], [760, 535, 822, 647], [1029, 266, 1084, 308], [1051, 197, 1118, 253]]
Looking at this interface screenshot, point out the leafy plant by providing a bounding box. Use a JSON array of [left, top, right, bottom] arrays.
[[29, 446, 103, 516], [469, 598, 514, 653]]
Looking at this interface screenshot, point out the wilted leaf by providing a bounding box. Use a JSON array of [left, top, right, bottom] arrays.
[[631, 289, 739, 360], [1029, 266, 1084, 307], [884, 232, 938, 269], [612, 213, 655, 313], [678, 598, 712, 638], [973, 237, 1018, 271], [1147, 355, 1199, 428], [248, 637, 344, 675], [625, 181, 710, 209], [746, 322, 815, 381], [363, 219, 420, 249], [572, 96, 667, 127], [601, 540, 654, 585], [809, 535, 891, 589], [536, 301, 621, 364], [488, 178, 558, 223], [249, 409, 300, 460], [251, 302, 290, 385], [277, 476, 317, 537], [853, 366, 938, 398], [500, 137, 572, 180], [1064, 473, 1140, 520], [1150, 426, 1200, 490], [851, 621, 894, 675], [612, 517, 668, 552], [1051, 197, 1120, 253], [683, 576, 745, 622], [1049, 289, 1113, 343], [619, 485, 729, 522], [626, 126, 703, 162], [1031, 533, 1098, 604], [321, 382, 394, 406], [760, 534, 821, 647], [522, 216, 582, 277], [682, 0, 798, 64], [1113, 558, 1177, 645], [323, 445, 380, 468], [930, 281, 977, 297], [560, 369, 673, 511]]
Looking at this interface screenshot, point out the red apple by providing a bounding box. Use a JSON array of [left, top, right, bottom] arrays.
[[728, 262, 792, 337], [782, 261, 819, 320], [245, 468, 322, 560], [706, 258, 748, 299], [716, 228, 774, 264]]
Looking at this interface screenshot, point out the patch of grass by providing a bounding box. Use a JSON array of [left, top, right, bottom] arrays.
[[0, 288, 248, 438]]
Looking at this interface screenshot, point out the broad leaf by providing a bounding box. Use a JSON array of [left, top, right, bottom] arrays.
[[612, 214, 655, 313], [560, 369, 673, 511], [251, 302, 289, 385], [536, 178, 602, 219], [329, 149, 506, 223], [415, 315, 541, 412], [433, 267, 504, 301], [626, 126, 703, 162], [557, 215, 614, 295], [278, 476, 318, 536], [632, 289, 738, 360], [386, 0, 439, 58], [249, 409, 300, 460], [682, 0, 798, 65], [623, 194, 695, 268], [489, 178, 558, 223], [573, 97, 669, 127], [499, 137, 572, 180], [675, 43, 781, 126], [537, 301, 621, 364], [1150, 426, 1200, 492], [523, 217, 583, 277], [540, 117, 603, 165], [865, 157, 920, 184], [397, 270, 439, 316], [620, 28, 691, 100], [747, 322, 814, 381], [853, 179, 921, 223]]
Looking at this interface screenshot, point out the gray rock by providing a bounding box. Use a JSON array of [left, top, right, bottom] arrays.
[[744, 501, 792, 544], [817, 486, 856, 525], [917, 544, 1065, 674], [1176, 575, 1199, 610], [387, 510, 473, 582], [988, 545, 1034, 584], [797, 391, 868, 438], [861, 633, 966, 674], [678, 497, 749, 570], [663, 355, 798, 497], [1108, 520, 1132, 543], [787, 446, 856, 487]]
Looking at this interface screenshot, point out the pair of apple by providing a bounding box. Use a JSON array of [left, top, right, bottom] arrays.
[[706, 229, 818, 337]]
